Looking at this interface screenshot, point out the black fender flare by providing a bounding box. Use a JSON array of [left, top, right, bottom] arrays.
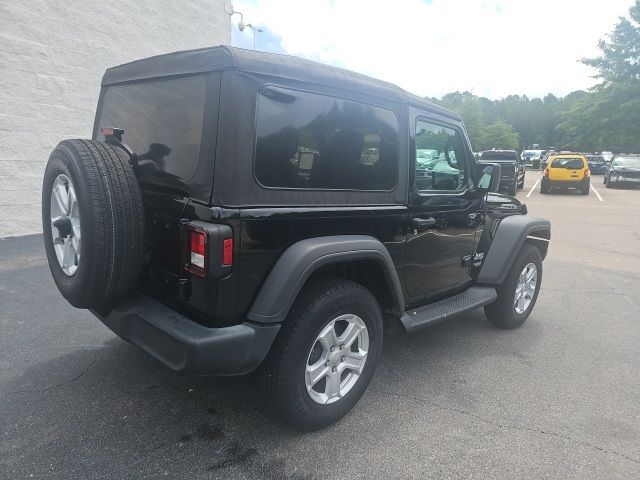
[[477, 215, 550, 285], [246, 235, 405, 323]]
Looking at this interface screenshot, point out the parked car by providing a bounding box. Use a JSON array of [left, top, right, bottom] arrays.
[[41, 46, 551, 431], [478, 149, 524, 195], [585, 154, 607, 174], [604, 154, 640, 188], [522, 149, 544, 167], [541, 154, 590, 194]]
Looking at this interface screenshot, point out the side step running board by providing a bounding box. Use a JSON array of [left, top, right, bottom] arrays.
[[400, 286, 497, 333]]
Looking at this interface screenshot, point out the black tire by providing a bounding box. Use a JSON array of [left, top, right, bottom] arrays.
[[518, 174, 525, 189], [42, 139, 144, 309], [581, 183, 590, 195], [484, 244, 542, 329], [508, 184, 517, 196], [259, 276, 383, 431], [540, 183, 549, 194], [603, 175, 608, 185]]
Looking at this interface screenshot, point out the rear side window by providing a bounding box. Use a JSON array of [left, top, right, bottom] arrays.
[[96, 75, 206, 181], [551, 158, 585, 169], [254, 87, 398, 190]]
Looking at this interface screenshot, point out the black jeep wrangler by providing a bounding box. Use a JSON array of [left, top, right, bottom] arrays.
[[42, 46, 550, 431], [478, 149, 525, 196]]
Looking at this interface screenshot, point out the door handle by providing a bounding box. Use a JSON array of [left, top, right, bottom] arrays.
[[412, 217, 437, 227]]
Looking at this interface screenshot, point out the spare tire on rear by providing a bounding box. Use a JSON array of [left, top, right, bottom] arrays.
[[42, 139, 144, 309]]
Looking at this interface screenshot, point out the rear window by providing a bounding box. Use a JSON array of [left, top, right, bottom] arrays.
[[480, 151, 518, 161], [254, 87, 398, 191], [551, 157, 585, 169], [96, 75, 206, 181]]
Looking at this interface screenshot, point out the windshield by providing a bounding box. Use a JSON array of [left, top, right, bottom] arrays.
[[612, 157, 640, 168], [480, 151, 518, 161], [522, 150, 541, 159], [551, 157, 585, 169]]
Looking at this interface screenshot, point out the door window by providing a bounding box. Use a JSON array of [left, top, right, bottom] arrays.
[[414, 120, 467, 192]]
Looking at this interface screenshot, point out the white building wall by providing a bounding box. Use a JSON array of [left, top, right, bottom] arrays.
[[0, 0, 230, 237]]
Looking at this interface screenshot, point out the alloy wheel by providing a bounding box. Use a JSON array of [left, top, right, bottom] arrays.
[[514, 262, 537, 314], [305, 314, 369, 405], [50, 174, 81, 276]]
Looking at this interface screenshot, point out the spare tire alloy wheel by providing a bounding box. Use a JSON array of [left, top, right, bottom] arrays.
[[305, 314, 369, 405], [50, 174, 81, 276], [514, 263, 537, 314]]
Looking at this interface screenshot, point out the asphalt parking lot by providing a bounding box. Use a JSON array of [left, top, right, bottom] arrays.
[[1, 170, 639, 479]]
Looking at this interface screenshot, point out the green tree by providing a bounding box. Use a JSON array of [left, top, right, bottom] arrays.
[[481, 120, 520, 150], [558, 83, 640, 152], [582, 0, 640, 86]]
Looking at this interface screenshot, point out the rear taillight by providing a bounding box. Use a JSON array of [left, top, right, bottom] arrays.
[[544, 168, 549, 177], [183, 222, 234, 278], [185, 226, 207, 277], [584, 169, 590, 177]]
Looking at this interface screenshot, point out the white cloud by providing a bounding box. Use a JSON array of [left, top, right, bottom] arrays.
[[230, 0, 635, 99]]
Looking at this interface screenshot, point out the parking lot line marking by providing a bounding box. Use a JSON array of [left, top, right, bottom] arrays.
[[526, 179, 540, 198], [591, 184, 604, 202]]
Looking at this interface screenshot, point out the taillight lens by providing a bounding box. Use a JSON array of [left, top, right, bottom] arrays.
[[544, 168, 549, 177], [584, 169, 590, 177], [185, 227, 207, 277]]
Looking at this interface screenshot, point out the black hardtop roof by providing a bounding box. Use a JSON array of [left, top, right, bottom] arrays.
[[101, 45, 459, 120]]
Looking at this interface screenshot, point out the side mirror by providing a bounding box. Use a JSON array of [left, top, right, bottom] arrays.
[[475, 163, 501, 192]]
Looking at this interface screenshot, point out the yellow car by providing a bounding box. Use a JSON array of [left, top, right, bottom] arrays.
[[540, 154, 590, 195]]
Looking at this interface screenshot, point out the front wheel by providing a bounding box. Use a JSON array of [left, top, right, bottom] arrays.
[[259, 276, 383, 431], [485, 244, 542, 329]]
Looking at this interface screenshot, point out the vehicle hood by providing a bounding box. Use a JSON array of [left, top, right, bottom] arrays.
[[485, 191, 527, 215]]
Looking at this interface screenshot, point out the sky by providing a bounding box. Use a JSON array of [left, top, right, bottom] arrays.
[[229, 0, 635, 100]]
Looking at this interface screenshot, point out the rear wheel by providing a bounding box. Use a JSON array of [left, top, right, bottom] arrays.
[[485, 244, 542, 329], [259, 276, 383, 431], [581, 182, 590, 195]]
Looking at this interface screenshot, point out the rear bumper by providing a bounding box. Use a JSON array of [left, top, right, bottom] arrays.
[[542, 178, 589, 189], [91, 296, 280, 376]]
